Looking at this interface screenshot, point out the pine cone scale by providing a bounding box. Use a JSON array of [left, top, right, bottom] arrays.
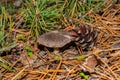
[[69, 24, 98, 50]]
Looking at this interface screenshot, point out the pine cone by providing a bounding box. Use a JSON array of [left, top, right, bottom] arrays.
[[69, 24, 98, 50]]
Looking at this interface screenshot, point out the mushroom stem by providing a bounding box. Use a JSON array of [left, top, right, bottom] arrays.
[[53, 48, 59, 54]]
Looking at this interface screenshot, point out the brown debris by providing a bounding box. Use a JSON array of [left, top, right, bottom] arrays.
[[83, 55, 98, 72]]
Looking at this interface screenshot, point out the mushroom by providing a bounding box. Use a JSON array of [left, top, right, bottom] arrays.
[[37, 30, 73, 54]]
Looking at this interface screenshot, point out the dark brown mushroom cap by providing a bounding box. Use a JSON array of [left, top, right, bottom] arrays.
[[37, 31, 72, 48]]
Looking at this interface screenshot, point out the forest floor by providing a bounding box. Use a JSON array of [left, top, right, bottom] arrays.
[[0, 0, 120, 80]]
